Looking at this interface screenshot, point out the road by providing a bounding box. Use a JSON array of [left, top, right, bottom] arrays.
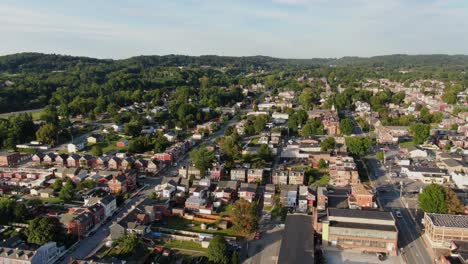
[[366, 154, 433, 264], [58, 116, 241, 263]]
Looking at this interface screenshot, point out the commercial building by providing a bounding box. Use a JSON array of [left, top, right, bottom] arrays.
[[424, 213, 468, 248], [322, 209, 398, 256], [0, 242, 64, 264]]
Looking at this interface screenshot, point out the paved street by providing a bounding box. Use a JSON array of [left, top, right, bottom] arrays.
[[367, 155, 433, 264], [245, 224, 284, 264]]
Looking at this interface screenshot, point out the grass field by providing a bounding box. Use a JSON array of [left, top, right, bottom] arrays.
[[0, 108, 45, 120], [162, 240, 208, 253], [153, 216, 239, 237]]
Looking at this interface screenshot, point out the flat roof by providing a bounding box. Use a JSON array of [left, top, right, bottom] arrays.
[[427, 213, 468, 229], [329, 208, 394, 221], [278, 215, 314, 264], [330, 221, 397, 232]]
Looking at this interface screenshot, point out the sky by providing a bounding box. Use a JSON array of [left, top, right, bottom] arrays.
[[0, 0, 468, 59]]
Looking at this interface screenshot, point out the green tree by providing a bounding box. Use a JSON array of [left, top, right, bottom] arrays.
[[59, 181, 75, 202], [320, 137, 336, 151], [299, 88, 319, 110], [26, 217, 63, 245], [90, 145, 103, 156], [77, 179, 96, 191], [52, 178, 63, 191], [418, 184, 447, 214], [124, 121, 142, 137], [376, 151, 384, 162], [190, 146, 215, 177], [409, 123, 430, 145], [318, 159, 327, 169], [114, 234, 148, 259], [339, 118, 354, 135], [231, 251, 239, 264], [219, 136, 241, 160], [230, 199, 259, 236], [207, 235, 229, 264], [258, 144, 273, 162], [345, 137, 372, 156], [35, 124, 59, 145], [301, 118, 324, 136], [13, 203, 29, 222]]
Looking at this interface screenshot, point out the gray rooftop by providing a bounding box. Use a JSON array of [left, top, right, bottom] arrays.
[[427, 213, 468, 229], [329, 208, 394, 221]]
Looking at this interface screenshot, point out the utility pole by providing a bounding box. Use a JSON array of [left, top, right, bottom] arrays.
[[400, 181, 403, 198]]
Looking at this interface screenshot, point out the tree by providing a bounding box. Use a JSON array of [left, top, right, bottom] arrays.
[[77, 179, 96, 191], [219, 136, 241, 160], [90, 145, 103, 156], [52, 178, 63, 191], [301, 118, 324, 136], [207, 235, 229, 264], [299, 88, 319, 110], [114, 234, 148, 259], [13, 203, 29, 222], [345, 137, 372, 156], [318, 159, 327, 169], [257, 144, 273, 162], [376, 151, 384, 162], [418, 184, 447, 214], [190, 146, 215, 177], [231, 251, 239, 264], [59, 180, 75, 202], [339, 118, 354, 135], [445, 187, 464, 215], [124, 121, 142, 137], [35, 124, 59, 145], [230, 199, 259, 236], [409, 123, 430, 145], [26, 217, 63, 245], [320, 137, 336, 151]]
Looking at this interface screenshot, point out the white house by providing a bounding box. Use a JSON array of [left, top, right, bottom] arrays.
[[408, 148, 428, 159], [164, 132, 177, 142], [451, 172, 468, 189], [67, 143, 85, 153], [272, 112, 289, 120], [84, 195, 117, 219], [401, 166, 449, 184]]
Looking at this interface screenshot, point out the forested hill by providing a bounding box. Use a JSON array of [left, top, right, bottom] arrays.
[[0, 52, 467, 114], [1, 53, 468, 73]]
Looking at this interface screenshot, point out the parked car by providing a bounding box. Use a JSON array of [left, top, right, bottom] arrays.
[[254, 232, 262, 240], [395, 210, 403, 218]]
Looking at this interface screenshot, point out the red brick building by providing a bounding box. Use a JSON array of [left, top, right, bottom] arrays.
[[0, 152, 21, 167]]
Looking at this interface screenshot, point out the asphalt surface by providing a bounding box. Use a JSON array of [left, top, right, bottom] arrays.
[[277, 214, 315, 264], [367, 155, 433, 264]]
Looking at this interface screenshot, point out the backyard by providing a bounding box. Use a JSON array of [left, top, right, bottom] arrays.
[[152, 216, 239, 237]]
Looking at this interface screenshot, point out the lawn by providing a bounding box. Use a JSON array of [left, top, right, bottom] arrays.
[[86, 140, 127, 154], [399, 140, 415, 147], [307, 168, 329, 186], [162, 240, 207, 253], [153, 216, 239, 237], [0, 108, 44, 120]]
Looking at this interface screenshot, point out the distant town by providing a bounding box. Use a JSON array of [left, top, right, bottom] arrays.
[[0, 53, 467, 264]]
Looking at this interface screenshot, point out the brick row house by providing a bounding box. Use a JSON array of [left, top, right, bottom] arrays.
[[31, 152, 158, 173]]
